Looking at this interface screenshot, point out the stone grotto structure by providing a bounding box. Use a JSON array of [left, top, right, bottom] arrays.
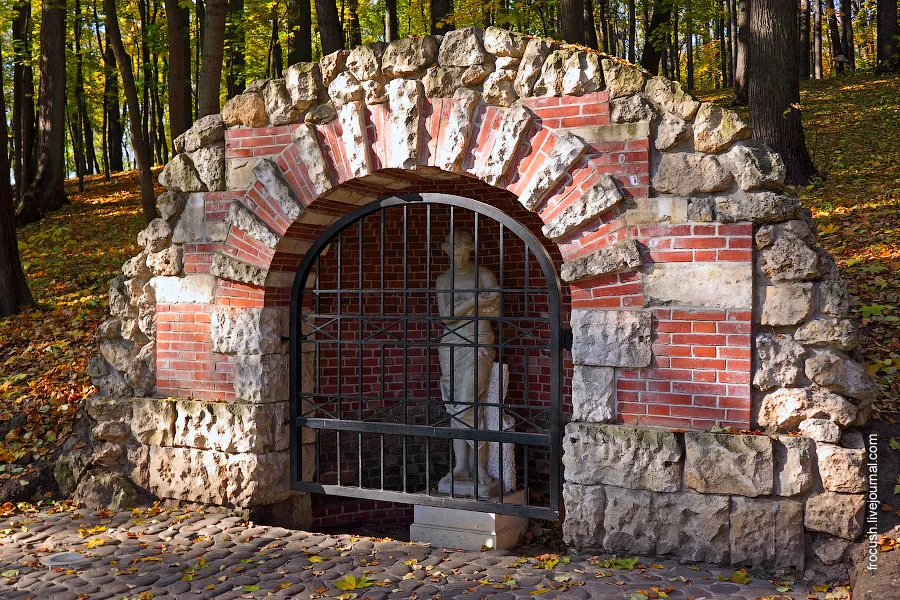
[[63, 27, 878, 578]]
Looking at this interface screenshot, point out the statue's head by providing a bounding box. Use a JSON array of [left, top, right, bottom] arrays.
[[440, 230, 474, 264]]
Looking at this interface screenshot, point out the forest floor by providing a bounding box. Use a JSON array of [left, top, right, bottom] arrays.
[[0, 74, 898, 568]]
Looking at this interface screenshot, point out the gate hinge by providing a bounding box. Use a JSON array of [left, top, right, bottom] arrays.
[[562, 327, 573, 351]]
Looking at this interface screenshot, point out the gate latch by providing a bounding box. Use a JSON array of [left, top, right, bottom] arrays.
[[562, 327, 573, 351]]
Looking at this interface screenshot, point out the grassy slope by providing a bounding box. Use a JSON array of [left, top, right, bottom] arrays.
[[0, 74, 897, 490]]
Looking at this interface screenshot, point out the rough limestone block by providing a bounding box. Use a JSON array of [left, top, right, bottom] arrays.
[[122, 251, 151, 279], [805, 491, 865, 540], [484, 27, 528, 57], [173, 400, 290, 454], [654, 113, 689, 150], [327, 71, 363, 107], [169, 194, 204, 244], [532, 49, 571, 96], [158, 154, 206, 193], [602, 486, 656, 554], [642, 77, 700, 121], [284, 62, 321, 111], [137, 218, 173, 254], [126, 341, 156, 397], [730, 497, 805, 570], [222, 93, 268, 128], [794, 318, 859, 351], [561, 482, 605, 548], [145, 245, 184, 277], [610, 95, 656, 123], [818, 279, 850, 317], [560, 238, 643, 282], [305, 102, 338, 125], [722, 141, 786, 191], [100, 339, 137, 373], [210, 254, 268, 286], [753, 333, 806, 391], [759, 232, 820, 284], [291, 125, 334, 197], [757, 387, 857, 431], [131, 398, 175, 446], [654, 491, 731, 564], [692, 103, 751, 153], [811, 533, 851, 566], [514, 38, 555, 97], [439, 26, 489, 67], [642, 262, 752, 310], [151, 274, 216, 304], [474, 102, 533, 186], [600, 59, 647, 99], [571, 365, 614, 423], [685, 432, 773, 497], [805, 349, 879, 402], [345, 43, 385, 81], [773, 435, 813, 496], [541, 174, 623, 240], [714, 191, 801, 223], [563, 423, 682, 492], [482, 72, 517, 107], [253, 159, 303, 222], [652, 153, 733, 196], [86, 397, 132, 423], [570, 309, 652, 368], [234, 353, 289, 403], [225, 201, 280, 249], [437, 89, 481, 172], [422, 66, 464, 97], [148, 446, 291, 507], [517, 133, 586, 210], [262, 79, 300, 125], [387, 79, 423, 170], [226, 157, 263, 190], [817, 443, 866, 493], [211, 307, 288, 355], [799, 418, 842, 443], [759, 282, 814, 326], [756, 219, 817, 249], [182, 115, 225, 153], [382, 36, 439, 78], [338, 101, 371, 178]]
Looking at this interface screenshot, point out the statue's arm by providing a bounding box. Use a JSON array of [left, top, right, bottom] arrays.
[[477, 267, 501, 313]]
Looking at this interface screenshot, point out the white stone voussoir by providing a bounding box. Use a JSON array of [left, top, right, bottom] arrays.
[[387, 79, 424, 170], [474, 102, 533, 186], [291, 124, 335, 197], [252, 159, 303, 222], [517, 132, 586, 210], [338, 101, 372, 178], [437, 88, 481, 173]]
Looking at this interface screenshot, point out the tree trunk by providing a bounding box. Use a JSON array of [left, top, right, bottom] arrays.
[[12, 0, 36, 202], [385, 0, 399, 41], [0, 39, 35, 316], [876, 0, 898, 71], [725, 0, 734, 86], [841, 0, 855, 73], [431, 0, 453, 35], [316, 0, 344, 53], [199, 0, 228, 117], [686, 2, 695, 89], [673, 8, 680, 82], [598, 0, 610, 53], [825, 0, 844, 73], [640, 2, 672, 75], [267, 4, 283, 78], [226, 0, 246, 97], [628, 0, 636, 61], [105, 31, 125, 172], [748, 0, 818, 185], [287, 0, 312, 63], [345, 0, 362, 48], [718, 1, 727, 87], [814, 0, 823, 78], [584, 0, 599, 50], [733, 0, 750, 103], [166, 0, 193, 140], [560, 0, 585, 44], [16, 0, 68, 226], [104, 0, 157, 225], [800, 0, 811, 78]]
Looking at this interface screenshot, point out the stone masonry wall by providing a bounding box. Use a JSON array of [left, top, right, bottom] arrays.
[[65, 26, 875, 573]]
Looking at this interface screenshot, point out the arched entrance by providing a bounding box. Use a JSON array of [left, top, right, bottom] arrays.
[[289, 193, 563, 519]]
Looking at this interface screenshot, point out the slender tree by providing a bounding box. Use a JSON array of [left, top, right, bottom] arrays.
[[876, 0, 899, 71], [267, 4, 284, 77], [640, 1, 672, 75], [584, 0, 600, 50], [814, 0, 823, 78], [748, 0, 818, 185], [431, 0, 453, 35], [800, 0, 811, 78], [346, 0, 362, 47], [287, 0, 312, 62], [825, 0, 844, 73], [166, 0, 193, 140], [560, 0, 585, 44], [0, 41, 35, 317], [226, 0, 246, 97], [686, 2, 695, 89], [12, 0, 36, 202], [16, 0, 68, 225], [628, 0, 637, 61], [198, 0, 228, 117], [385, 0, 399, 41], [841, 0, 855, 72], [104, 0, 158, 224]]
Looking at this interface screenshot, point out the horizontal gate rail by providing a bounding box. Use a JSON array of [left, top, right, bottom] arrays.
[[295, 418, 551, 445]]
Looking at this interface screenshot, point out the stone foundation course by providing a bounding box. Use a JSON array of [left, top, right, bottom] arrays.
[[67, 25, 874, 575]]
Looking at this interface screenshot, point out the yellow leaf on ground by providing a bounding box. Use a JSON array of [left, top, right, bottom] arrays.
[[84, 537, 107, 549]]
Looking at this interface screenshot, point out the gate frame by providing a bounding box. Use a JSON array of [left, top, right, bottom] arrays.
[[288, 193, 564, 520]]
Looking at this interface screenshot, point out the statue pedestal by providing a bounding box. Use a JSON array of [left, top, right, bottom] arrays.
[[409, 490, 529, 551]]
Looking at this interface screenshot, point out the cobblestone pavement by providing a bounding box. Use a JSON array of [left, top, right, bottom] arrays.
[[0, 504, 827, 600]]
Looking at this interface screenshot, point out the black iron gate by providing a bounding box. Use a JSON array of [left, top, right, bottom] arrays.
[[289, 193, 562, 519]]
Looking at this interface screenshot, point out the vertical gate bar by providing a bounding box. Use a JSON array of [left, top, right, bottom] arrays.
[[473, 211, 479, 502], [380, 209, 385, 314], [336, 232, 343, 485], [449, 206, 455, 500], [524, 245, 531, 507], [380, 434, 385, 490], [358, 220, 364, 488], [425, 203, 432, 495], [380, 212, 387, 492], [497, 222, 505, 505], [402, 204, 409, 494]]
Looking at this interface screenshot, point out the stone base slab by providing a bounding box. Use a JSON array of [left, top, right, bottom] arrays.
[[410, 490, 529, 550]]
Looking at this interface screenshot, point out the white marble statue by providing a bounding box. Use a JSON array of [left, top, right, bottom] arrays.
[[435, 229, 502, 497]]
